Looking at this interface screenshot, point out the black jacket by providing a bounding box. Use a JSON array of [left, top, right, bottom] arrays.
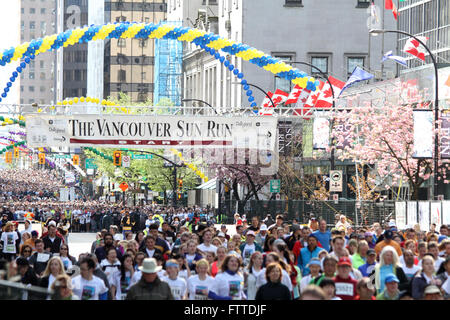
[[94, 245, 123, 262], [42, 235, 63, 254], [28, 251, 52, 276], [411, 273, 434, 300], [255, 281, 292, 300]]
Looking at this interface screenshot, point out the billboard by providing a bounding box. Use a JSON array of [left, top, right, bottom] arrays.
[[413, 110, 433, 159]]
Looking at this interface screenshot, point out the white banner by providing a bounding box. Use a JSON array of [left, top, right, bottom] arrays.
[[65, 171, 76, 184], [443, 201, 450, 225], [407, 201, 417, 226], [25, 114, 278, 151], [69, 187, 76, 201], [59, 188, 69, 202], [418, 201, 430, 231], [430, 201, 442, 229], [413, 110, 433, 158], [313, 112, 329, 150], [395, 201, 406, 230]]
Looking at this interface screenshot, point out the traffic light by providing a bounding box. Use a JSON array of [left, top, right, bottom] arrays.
[[5, 152, 12, 163], [113, 151, 122, 166], [38, 153, 45, 165], [73, 155, 80, 166], [178, 193, 182, 200], [13, 147, 19, 158], [178, 179, 183, 190]]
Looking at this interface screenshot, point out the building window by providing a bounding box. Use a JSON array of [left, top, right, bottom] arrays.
[[40, 61, 44, 68], [30, 8, 36, 14], [40, 72, 45, 80], [117, 38, 126, 48], [141, 72, 146, 80], [74, 70, 81, 81], [29, 86, 35, 92], [139, 39, 148, 48], [356, 0, 370, 8], [311, 56, 329, 75], [285, 0, 303, 7], [30, 21, 35, 30], [41, 8, 46, 14], [29, 99, 34, 104], [118, 69, 126, 82], [29, 72, 35, 79], [273, 54, 294, 92], [40, 86, 45, 92], [30, 61, 35, 69], [20, 86, 24, 92], [347, 57, 365, 75], [21, 8, 24, 14]]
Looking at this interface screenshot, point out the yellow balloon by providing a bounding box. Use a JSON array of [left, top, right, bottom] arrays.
[[73, 97, 79, 103], [80, 97, 85, 102], [68, 100, 73, 105], [62, 100, 68, 105], [86, 97, 91, 102]]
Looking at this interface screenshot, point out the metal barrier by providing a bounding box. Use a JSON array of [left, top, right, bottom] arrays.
[[223, 199, 396, 227], [0, 279, 53, 300]]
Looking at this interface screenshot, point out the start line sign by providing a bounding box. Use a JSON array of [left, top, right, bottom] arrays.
[[25, 114, 277, 151]]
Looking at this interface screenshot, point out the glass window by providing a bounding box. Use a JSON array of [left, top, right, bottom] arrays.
[[117, 39, 126, 48], [347, 57, 365, 75], [29, 21, 35, 30], [30, 8, 36, 14], [40, 86, 45, 92], [40, 61, 44, 68], [311, 56, 328, 74], [118, 69, 126, 82], [356, 0, 370, 8], [41, 8, 46, 14], [285, 0, 302, 6], [29, 86, 35, 92], [20, 86, 24, 92], [274, 55, 293, 92], [40, 72, 45, 80], [29, 72, 35, 79]]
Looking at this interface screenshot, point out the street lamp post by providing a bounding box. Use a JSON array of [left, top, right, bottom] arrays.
[[182, 98, 218, 115], [369, 29, 440, 198], [232, 82, 276, 110]]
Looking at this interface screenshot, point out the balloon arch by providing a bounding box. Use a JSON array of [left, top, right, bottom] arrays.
[[0, 22, 319, 100]]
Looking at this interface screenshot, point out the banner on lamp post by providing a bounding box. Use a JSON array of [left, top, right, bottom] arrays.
[[440, 112, 450, 159], [413, 110, 433, 159], [313, 112, 329, 150]]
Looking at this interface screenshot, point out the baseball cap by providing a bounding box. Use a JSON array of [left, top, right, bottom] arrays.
[[388, 220, 396, 227], [338, 257, 352, 267], [276, 214, 284, 220], [48, 221, 57, 227], [217, 232, 226, 237], [273, 239, 286, 247], [31, 230, 38, 237], [385, 274, 399, 284], [384, 230, 394, 239], [367, 249, 376, 256], [307, 258, 322, 268], [259, 224, 268, 231], [424, 285, 441, 295], [246, 230, 256, 237]]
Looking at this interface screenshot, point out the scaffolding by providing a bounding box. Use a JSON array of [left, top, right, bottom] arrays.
[[154, 21, 183, 107]]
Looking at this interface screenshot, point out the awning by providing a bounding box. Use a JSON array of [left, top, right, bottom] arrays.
[[196, 178, 216, 190]]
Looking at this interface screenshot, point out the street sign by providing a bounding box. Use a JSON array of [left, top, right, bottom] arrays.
[[329, 170, 343, 192], [54, 154, 71, 159], [270, 179, 281, 193], [132, 154, 153, 160], [120, 182, 129, 192], [275, 193, 281, 200], [122, 155, 131, 168], [333, 193, 339, 204], [85, 158, 98, 169]]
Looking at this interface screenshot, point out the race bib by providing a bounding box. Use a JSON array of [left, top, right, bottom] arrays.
[[37, 253, 50, 263], [5, 234, 15, 253], [335, 282, 354, 296], [229, 281, 240, 298], [171, 287, 182, 300]]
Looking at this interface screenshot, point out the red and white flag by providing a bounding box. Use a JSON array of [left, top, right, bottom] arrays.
[[314, 76, 345, 109], [304, 80, 325, 110], [293, 88, 312, 119], [270, 89, 289, 107], [285, 85, 303, 105], [385, 0, 398, 20], [259, 91, 274, 116], [403, 36, 428, 61]]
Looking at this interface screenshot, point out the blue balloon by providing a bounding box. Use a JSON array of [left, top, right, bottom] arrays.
[[0, 98, 2, 102], [253, 109, 258, 114], [214, 53, 220, 59], [251, 102, 257, 108], [246, 90, 252, 96], [228, 64, 234, 71], [233, 69, 239, 75], [16, 67, 22, 72], [243, 84, 249, 91], [30, 54, 35, 60], [1, 93, 6, 98], [12, 72, 18, 77], [24, 57, 30, 63], [6, 82, 12, 87], [219, 56, 225, 63], [20, 62, 26, 68], [237, 73, 244, 79], [248, 96, 254, 102], [241, 80, 247, 85], [4, 87, 9, 93], [9, 77, 14, 82], [224, 60, 230, 67]]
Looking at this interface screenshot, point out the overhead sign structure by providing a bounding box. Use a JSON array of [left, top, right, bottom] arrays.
[[85, 158, 97, 169], [25, 114, 278, 151], [132, 154, 153, 159], [329, 170, 343, 192]]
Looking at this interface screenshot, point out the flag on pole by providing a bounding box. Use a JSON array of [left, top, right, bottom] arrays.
[[270, 89, 289, 106], [339, 67, 374, 97], [370, 1, 379, 24], [385, 0, 399, 20], [293, 88, 312, 119], [259, 91, 274, 116], [285, 85, 303, 105], [403, 36, 428, 61], [381, 50, 407, 66], [304, 80, 325, 109], [315, 76, 346, 108]]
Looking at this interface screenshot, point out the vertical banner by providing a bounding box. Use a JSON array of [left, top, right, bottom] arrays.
[[413, 110, 433, 158], [440, 112, 450, 159], [59, 188, 69, 202], [313, 112, 329, 150], [418, 201, 430, 231], [443, 201, 450, 225], [430, 201, 442, 229], [395, 201, 407, 230], [334, 118, 352, 150], [69, 187, 76, 202], [407, 201, 417, 226]]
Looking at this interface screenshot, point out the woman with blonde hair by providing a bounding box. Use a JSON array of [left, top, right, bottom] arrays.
[[412, 255, 441, 299], [51, 274, 79, 300], [39, 256, 66, 291], [245, 251, 264, 300], [373, 246, 408, 294], [187, 258, 215, 300], [212, 237, 222, 248]]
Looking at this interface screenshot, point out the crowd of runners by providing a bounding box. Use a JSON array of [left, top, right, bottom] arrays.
[[0, 170, 448, 300]]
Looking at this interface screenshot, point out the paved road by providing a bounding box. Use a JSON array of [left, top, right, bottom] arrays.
[[65, 224, 237, 259]]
